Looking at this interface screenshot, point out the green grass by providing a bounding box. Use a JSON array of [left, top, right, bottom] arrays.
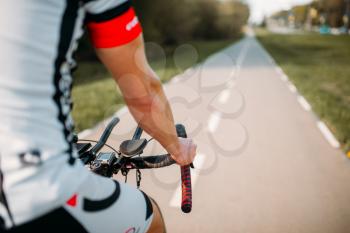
[[256, 30, 350, 152], [72, 39, 237, 131]]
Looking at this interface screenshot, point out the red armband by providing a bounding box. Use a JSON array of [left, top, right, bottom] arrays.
[[87, 8, 142, 48]]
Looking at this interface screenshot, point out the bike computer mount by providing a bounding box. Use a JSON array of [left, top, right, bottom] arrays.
[[90, 152, 117, 177], [76, 117, 193, 213]]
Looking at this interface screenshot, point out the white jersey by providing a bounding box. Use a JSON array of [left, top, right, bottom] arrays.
[[0, 0, 142, 228]]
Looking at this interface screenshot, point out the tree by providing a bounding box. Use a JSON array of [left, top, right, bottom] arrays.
[[77, 0, 251, 61], [193, 0, 221, 39], [193, 0, 250, 39], [134, 0, 197, 45], [291, 5, 308, 27], [314, 0, 346, 27]]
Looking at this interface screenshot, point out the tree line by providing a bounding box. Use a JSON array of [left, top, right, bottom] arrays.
[[77, 0, 249, 60], [134, 0, 249, 44], [270, 0, 350, 29]]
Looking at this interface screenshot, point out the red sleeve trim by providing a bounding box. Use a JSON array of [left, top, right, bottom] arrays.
[[87, 7, 142, 48]]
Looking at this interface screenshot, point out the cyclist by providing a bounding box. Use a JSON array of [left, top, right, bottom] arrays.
[[0, 0, 197, 232]]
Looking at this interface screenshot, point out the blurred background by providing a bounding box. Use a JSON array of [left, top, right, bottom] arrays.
[[75, 1, 350, 232], [259, 0, 350, 34], [255, 0, 350, 153], [73, 0, 249, 130], [73, 0, 349, 153]]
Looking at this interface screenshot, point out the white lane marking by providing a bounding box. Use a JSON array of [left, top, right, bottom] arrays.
[[280, 74, 289, 82], [297, 96, 312, 112], [236, 41, 250, 67], [185, 68, 193, 75], [228, 40, 250, 86], [218, 90, 231, 104], [208, 111, 222, 133], [275, 67, 284, 76], [170, 75, 181, 84], [287, 83, 297, 93], [317, 121, 340, 148], [169, 154, 206, 207]]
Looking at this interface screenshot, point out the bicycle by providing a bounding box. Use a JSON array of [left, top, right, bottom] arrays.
[[74, 117, 193, 213]]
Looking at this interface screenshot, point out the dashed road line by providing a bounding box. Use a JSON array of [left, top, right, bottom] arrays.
[[218, 90, 231, 104], [170, 40, 248, 208], [280, 74, 289, 82], [297, 96, 312, 112], [208, 112, 222, 133], [270, 58, 341, 150], [185, 68, 193, 75], [317, 121, 340, 148], [275, 67, 284, 76], [236, 41, 250, 68], [287, 82, 297, 93], [170, 75, 181, 84]]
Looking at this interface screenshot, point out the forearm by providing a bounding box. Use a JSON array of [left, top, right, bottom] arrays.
[[95, 36, 180, 155], [123, 70, 179, 153]]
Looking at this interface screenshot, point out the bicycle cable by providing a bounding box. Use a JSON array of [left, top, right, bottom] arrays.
[[77, 139, 120, 155], [136, 169, 141, 189], [147, 138, 154, 143]]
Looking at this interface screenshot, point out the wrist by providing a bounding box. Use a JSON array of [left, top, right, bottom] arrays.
[[166, 137, 181, 158]]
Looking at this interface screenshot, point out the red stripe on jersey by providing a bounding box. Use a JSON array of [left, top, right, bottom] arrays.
[[87, 8, 142, 48], [66, 194, 78, 207]]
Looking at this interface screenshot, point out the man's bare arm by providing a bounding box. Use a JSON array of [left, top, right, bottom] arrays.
[[95, 35, 196, 165]]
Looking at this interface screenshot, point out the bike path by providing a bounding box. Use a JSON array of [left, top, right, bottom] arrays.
[[82, 34, 350, 233]]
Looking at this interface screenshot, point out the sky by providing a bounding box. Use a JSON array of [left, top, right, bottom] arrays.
[[246, 0, 313, 23]]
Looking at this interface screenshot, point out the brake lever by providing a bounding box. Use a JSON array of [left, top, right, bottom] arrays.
[[90, 117, 120, 155]]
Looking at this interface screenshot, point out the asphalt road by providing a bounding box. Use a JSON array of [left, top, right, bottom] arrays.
[[82, 33, 350, 233]]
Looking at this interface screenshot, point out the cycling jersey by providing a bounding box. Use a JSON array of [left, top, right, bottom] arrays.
[[0, 0, 149, 232]]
